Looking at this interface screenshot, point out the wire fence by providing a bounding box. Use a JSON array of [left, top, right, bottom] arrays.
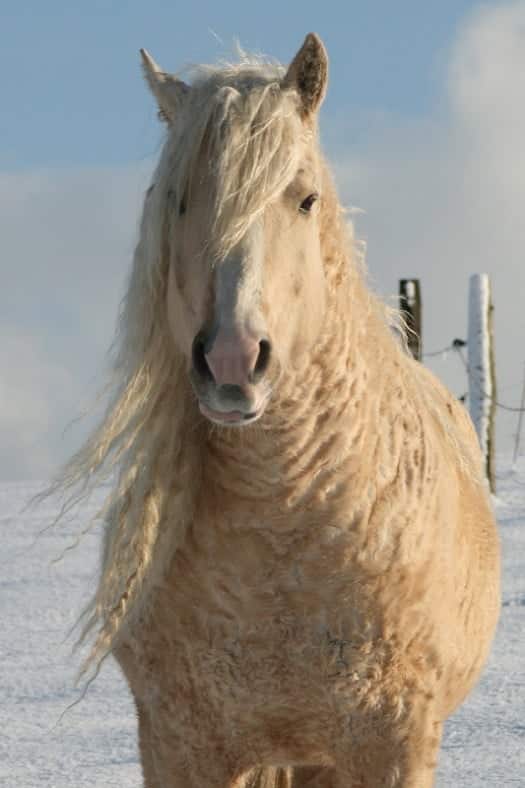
[[423, 340, 525, 413]]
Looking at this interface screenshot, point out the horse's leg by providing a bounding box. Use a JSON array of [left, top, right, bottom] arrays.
[[390, 716, 442, 788], [290, 766, 336, 787], [333, 714, 443, 788], [241, 766, 294, 787], [145, 733, 245, 788], [135, 700, 161, 788], [133, 695, 247, 788]]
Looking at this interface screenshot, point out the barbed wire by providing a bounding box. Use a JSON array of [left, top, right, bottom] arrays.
[[422, 340, 525, 413], [423, 345, 454, 358]]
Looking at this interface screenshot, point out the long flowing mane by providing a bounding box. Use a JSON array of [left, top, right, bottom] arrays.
[[46, 51, 482, 679], [40, 36, 501, 787], [46, 54, 337, 674]]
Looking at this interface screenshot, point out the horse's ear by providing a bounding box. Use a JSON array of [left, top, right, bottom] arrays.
[[282, 33, 328, 119], [140, 49, 190, 124]]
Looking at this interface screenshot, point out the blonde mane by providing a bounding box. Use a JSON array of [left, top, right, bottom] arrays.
[[47, 54, 329, 674], [42, 37, 502, 787], [47, 52, 482, 680]]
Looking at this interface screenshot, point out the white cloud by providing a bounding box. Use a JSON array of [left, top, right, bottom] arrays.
[[0, 163, 153, 479], [334, 0, 525, 455], [0, 329, 75, 478]]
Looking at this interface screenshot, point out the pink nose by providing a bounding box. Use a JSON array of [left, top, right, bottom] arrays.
[[205, 334, 270, 387]]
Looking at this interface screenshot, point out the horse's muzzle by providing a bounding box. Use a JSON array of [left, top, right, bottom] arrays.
[[190, 330, 272, 426]]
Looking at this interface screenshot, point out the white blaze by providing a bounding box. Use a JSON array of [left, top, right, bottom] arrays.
[[213, 221, 264, 336]]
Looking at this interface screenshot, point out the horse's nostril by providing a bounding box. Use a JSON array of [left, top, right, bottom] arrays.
[[252, 339, 272, 382], [192, 335, 214, 382]]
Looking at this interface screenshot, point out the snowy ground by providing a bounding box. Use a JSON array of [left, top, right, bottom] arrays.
[[1, 457, 524, 787]]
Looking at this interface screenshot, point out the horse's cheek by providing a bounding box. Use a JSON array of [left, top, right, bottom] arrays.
[[297, 255, 326, 350], [166, 264, 199, 358]]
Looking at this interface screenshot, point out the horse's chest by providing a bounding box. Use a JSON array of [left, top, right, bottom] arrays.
[[170, 512, 356, 629], [133, 516, 382, 711], [138, 589, 365, 719]]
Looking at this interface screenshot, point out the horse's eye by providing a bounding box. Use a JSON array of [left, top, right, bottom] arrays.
[[299, 193, 319, 214], [170, 184, 187, 217], [167, 188, 185, 216]]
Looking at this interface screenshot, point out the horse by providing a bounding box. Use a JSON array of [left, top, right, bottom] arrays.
[[63, 33, 500, 787]]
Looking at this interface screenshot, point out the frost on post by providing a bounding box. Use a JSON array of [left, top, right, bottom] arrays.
[[468, 274, 496, 491], [399, 279, 422, 361]]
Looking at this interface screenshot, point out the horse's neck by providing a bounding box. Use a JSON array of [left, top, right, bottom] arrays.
[[200, 269, 396, 511]]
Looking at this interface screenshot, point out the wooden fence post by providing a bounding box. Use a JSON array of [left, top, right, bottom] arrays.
[[468, 274, 496, 492], [399, 279, 422, 361]]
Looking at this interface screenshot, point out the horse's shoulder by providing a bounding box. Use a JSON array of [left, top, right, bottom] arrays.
[[404, 357, 484, 477]]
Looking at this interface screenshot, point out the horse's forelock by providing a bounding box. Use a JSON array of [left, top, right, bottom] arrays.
[[162, 61, 308, 261]]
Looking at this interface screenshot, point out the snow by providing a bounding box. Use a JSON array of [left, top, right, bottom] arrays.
[[2, 458, 524, 786]]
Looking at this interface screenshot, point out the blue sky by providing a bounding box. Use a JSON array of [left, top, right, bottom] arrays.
[[2, 0, 525, 478], [2, 0, 482, 169]]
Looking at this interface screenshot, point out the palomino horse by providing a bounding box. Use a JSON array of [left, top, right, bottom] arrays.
[[70, 34, 500, 787]]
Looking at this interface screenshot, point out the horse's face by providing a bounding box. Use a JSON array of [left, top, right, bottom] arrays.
[[165, 145, 326, 426], [143, 35, 329, 426]]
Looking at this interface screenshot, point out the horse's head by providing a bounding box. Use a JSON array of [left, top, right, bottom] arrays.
[[142, 34, 329, 426]]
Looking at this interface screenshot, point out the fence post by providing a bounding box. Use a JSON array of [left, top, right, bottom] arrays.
[[399, 279, 422, 361], [468, 274, 496, 492], [513, 362, 525, 464]]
